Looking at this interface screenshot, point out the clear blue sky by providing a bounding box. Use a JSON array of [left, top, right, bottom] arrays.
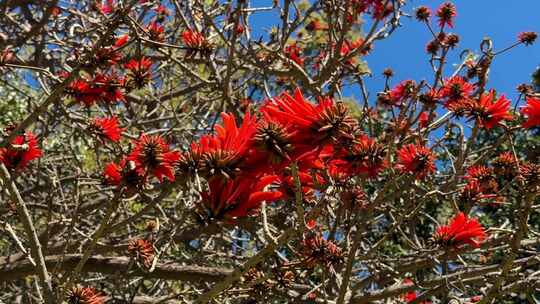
[[363, 0, 540, 102]]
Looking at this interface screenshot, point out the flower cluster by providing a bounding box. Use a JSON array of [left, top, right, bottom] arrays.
[[0, 130, 42, 171], [182, 29, 212, 57], [128, 238, 155, 268], [300, 233, 343, 269], [67, 286, 105, 304], [434, 212, 486, 248]]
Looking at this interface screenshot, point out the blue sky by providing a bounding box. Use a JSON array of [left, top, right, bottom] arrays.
[[249, 1, 539, 103], [363, 0, 540, 102]]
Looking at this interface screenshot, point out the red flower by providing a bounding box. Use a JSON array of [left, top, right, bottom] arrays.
[[155, 4, 169, 17], [127, 134, 180, 182], [459, 179, 499, 205], [400, 278, 432, 303], [114, 34, 129, 48], [198, 175, 282, 221], [440, 76, 475, 105], [254, 114, 295, 164], [284, 43, 304, 66], [301, 233, 343, 268], [339, 39, 370, 65], [96, 0, 115, 14], [67, 286, 105, 304], [518, 31, 538, 46], [90, 35, 127, 67], [262, 88, 357, 146], [65, 78, 103, 107], [89, 116, 123, 142], [278, 169, 323, 202], [471, 91, 512, 129], [306, 19, 325, 31], [492, 152, 518, 179], [124, 57, 152, 89], [127, 239, 155, 268], [147, 21, 165, 42], [434, 212, 486, 248], [64, 72, 124, 106], [103, 158, 145, 191], [415, 6, 432, 21], [418, 111, 430, 128], [436, 2, 457, 28], [185, 112, 258, 180], [465, 165, 498, 194], [92, 72, 125, 103], [182, 30, 211, 57], [333, 134, 387, 178], [103, 162, 122, 185], [0, 131, 42, 171], [389, 80, 417, 105], [521, 96, 540, 128], [397, 144, 435, 179], [401, 278, 418, 303]]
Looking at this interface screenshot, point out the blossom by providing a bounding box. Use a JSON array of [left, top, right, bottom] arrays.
[[415, 6, 431, 21], [334, 134, 386, 177], [340, 187, 368, 211], [127, 134, 180, 182], [521, 96, 540, 128], [401, 278, 418, 303], [425, 39, 440, 55], [155, 5, 169, 18], [124, 57, 152, 89], [103, 158, 145, 192], [278, 169, 323, 203], [470, 91, 512, 129], [96, 0, 115, 14], [182, 30, 211, 57], [128, 239, 155, 268], [103, 161, 123, 185], [339, 39, 370, 65], [64, 72, 124, 106], [90, 35, 127, 67], [147, 21, 165, 42], [459, 179, 499, 206], [389, 80, 417, 105], [440, 76, 475, 106], [67, 286, 105, 304], [401, 278, 432, 303], [284, 43, 304, 66], [434, 212, 486, 248], [305, 19, 325, 31], [92, 72, 125, 103], [418, 111, 430, 128], [89, 116, 123, 142], [492, 152, 518, 179], [519, 162, 540, 188], [436, 2, 457, 28], [397, 144, 435, 179], [0, 131, 42, 171], [262, 88, 358, 146], [181, 112, 258, 180], [64, 78, 103, 107], [253, 115, 294, 164], [301, 233, 343, 268], [114, 34, 129, 48], [198, 175, 282, 221], [518, 31, 538, 45], [464, 165, 498, 197]]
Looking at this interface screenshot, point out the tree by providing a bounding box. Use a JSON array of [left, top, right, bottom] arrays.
[[0, 1, 538, 303]]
